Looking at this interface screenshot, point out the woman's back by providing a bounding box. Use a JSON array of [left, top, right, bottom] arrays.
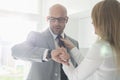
[[63, 40, 119, 80], [87, 40, 118, 80]]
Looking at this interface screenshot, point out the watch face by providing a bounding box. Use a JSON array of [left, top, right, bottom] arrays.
[[47, 50, 52, 59]]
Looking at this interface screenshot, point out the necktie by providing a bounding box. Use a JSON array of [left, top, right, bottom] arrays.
[[57, 34, 68, 80], [57, 35, 65, 47]]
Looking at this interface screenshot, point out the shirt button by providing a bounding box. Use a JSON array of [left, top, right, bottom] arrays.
[[54, 73, 58, 76]]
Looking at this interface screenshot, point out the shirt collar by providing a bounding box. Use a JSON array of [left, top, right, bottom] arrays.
[[49, 27, 64, 40]]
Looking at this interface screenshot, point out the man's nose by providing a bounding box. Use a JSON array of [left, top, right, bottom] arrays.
[[54, 20, 60, 24]]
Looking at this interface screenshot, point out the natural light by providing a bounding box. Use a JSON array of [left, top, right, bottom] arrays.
[[0, 0, 39, 80]]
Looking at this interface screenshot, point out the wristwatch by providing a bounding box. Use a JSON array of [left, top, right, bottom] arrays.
[[47, 49, 52, 59]]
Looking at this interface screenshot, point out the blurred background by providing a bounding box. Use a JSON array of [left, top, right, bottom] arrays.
[[0, 0, 120, 80]]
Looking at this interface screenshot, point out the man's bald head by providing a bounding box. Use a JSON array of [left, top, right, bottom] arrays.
[[47, 4, 68, 35], [49, 4, 67, 17]]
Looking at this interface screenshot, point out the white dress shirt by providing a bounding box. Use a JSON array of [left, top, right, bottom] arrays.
[[63, 40, 119, 80]]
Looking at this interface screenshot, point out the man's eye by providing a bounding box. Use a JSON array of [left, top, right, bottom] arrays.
[[59, 18, 64, 20], [50, 18, 56, 20]]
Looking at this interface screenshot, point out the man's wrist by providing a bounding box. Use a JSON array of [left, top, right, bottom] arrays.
[[47, 49, 52, 59]]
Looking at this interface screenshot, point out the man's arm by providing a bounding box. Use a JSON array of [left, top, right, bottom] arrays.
[[11, 31, 51, 62]]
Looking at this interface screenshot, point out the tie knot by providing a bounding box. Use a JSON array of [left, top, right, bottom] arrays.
[[56, 34, 65, 47], [57, 34, 62, 39]]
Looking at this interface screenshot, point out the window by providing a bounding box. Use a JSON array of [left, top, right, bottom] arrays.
[[0, 0, 40, 80]]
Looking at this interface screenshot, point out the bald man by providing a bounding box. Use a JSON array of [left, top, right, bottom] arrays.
[[12, 4, 79, 80]]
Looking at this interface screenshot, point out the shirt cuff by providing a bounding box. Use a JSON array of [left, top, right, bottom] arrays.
[[70, 47, 78, 54]]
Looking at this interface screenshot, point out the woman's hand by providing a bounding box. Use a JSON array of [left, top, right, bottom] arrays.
[[61, 38, 75, 50]]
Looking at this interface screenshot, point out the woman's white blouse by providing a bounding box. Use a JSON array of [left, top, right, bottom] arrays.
[[63, 40, 119, 80]]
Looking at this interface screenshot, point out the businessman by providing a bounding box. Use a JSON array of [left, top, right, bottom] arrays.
[[12, 4, 79, 80]]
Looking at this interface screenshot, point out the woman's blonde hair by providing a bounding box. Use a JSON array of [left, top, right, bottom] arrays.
[[92, 0, 120, 69]]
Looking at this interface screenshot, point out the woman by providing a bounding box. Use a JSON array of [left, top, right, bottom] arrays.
[[61, 0, 120, 80]]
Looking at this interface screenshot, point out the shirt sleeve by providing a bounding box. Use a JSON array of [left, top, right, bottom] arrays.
[[70, 47, 84, 64], [63, 43, 105, 80]]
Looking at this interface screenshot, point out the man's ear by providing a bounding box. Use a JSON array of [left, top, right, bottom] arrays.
[[47, 16, 50, 21]]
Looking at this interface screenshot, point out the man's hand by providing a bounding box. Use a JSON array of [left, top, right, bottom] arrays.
[[51, 47, 70, 65]]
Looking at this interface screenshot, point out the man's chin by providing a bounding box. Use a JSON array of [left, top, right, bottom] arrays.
[[54, 32, 62, 35]]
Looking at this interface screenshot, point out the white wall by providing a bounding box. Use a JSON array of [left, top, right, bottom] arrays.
[[67, 10, 97, 48], [65, 17, 79, 41], [78, 16, 97, 48]]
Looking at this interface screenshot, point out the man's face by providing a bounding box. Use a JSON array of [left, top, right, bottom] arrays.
[[48, 16, 68, 35], [47, 8, 68, 35]]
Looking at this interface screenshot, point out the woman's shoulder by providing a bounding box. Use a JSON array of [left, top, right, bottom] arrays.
[[94, 40, 110, 47], [91, 40, 113, 57]]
